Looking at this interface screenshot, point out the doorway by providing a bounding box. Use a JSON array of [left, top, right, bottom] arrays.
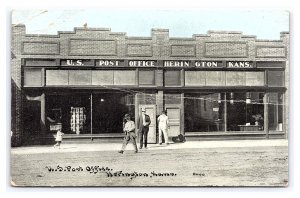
[[165, 106, 181, 137]]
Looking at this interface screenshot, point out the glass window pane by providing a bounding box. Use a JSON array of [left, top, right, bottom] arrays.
[[206, 71, 225, 86], [227, 92, 264, 131], [24, 68, 42, 86], [185, 71, 206, 86], [46, 94, 91, 134], [268, 93, 284, 131], [46, 70, 68, 86], [184, 93, 225, 132], [69, 70, 92, 85], [139, 70, 155, 85], [164, 93, 181, 104], [92, 93, 135, 134], [114, 70, 136, 85], [164, 70, 181, 86], [138, 93, 156, 105], [246, 72, 265, 86], [92, 70, 113, 85], [226, 72, 245, 86], [267, 71, 284, 87]]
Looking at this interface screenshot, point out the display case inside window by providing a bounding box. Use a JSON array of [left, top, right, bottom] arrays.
[[70, 107, 87, 134]]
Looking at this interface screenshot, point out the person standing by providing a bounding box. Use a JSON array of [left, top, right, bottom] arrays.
[[118, 114, 138, 154], [157, 110, 169, 145], [138, 108, 151, 149], [53, 129, 64, 149]]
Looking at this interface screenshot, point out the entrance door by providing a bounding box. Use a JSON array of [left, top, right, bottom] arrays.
[[139, 105, 156, 143], [165, 106, 181, 137]]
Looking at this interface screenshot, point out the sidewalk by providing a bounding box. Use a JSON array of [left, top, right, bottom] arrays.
[[11, 139, 288, 155]]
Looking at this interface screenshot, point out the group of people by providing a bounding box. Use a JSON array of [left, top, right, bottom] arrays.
[[118, 109, 170, 154], [53, 108, 170, 152]]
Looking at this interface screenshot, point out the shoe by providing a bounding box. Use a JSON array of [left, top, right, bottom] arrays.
[[139, 147, 142, 149], [159, 143, 162, 145], [118, 150, 124, 154], [145, 147, 148, 149], [134, 150, 138, 153]]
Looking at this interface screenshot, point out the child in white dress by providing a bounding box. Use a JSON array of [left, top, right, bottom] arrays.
[[54, 129, 64, 149]]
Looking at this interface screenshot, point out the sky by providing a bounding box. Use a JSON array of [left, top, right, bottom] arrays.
[[11, 9, 289, 40]]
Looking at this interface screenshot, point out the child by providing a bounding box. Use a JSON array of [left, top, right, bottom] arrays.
[[54, 129, 64, 149]]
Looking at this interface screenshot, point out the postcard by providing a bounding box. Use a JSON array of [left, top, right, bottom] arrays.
[[10, 9, 289, 187]]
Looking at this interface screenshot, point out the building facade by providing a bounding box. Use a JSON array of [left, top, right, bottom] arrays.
[[11, 25, 289, 146]]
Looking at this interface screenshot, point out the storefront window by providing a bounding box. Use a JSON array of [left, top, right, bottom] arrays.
[[268, 93, 284, 131], [139, 70, 155, 86], [164, 70, 181, 86], [46, 92, 135, 134], [267, 71, 284, 87], [138, 92, 156, 105], [24, 68, 43, 87], [184, 93, 225, 132], [227, 92, 264, 131], [46, 94, 91, 134], [92, 92, 135, 134]]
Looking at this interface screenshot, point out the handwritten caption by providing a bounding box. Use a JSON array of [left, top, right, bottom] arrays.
[[45, 165, 177, 180]]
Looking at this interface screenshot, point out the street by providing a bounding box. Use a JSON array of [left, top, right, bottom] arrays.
[[10, 140, 288, 187]]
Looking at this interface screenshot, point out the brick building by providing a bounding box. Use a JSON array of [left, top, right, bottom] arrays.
[[11, 24, 289, 146]]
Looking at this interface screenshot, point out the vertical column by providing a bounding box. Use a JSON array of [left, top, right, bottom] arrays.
[[135, 93, 139, 135], [224, 93, 227, 132], [181, 93, 185, 135], [40, 93, 46, 135], [156, 91, 164, 114], [90, 93, 93, 138], [264, 92, 269, 139]]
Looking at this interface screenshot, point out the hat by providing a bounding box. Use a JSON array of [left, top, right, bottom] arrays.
[[124, 114, 131, 119]]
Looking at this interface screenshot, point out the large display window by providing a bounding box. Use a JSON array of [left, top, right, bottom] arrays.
[[184, 92, 266, 132], [92, 92, 135, 134], [184, 93, 225, 132], [46, 94, 91, 134], [227, 92, 264, 131]]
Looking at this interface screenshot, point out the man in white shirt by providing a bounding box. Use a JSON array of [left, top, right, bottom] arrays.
[[157, 110, 169, 145], [118, 114, 138, 154]]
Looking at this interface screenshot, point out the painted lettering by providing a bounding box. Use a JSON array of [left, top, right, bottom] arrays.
[[195, 61, 219, 67], [164, 61, 190, 67], [227, 61, 252, 68], [66, 60, 84, 66], [128, 61, 155, 67], [98, 60, 119, 66]]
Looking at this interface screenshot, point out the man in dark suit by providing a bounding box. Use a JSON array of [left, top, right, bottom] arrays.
[[138, 108, 151, 149]]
